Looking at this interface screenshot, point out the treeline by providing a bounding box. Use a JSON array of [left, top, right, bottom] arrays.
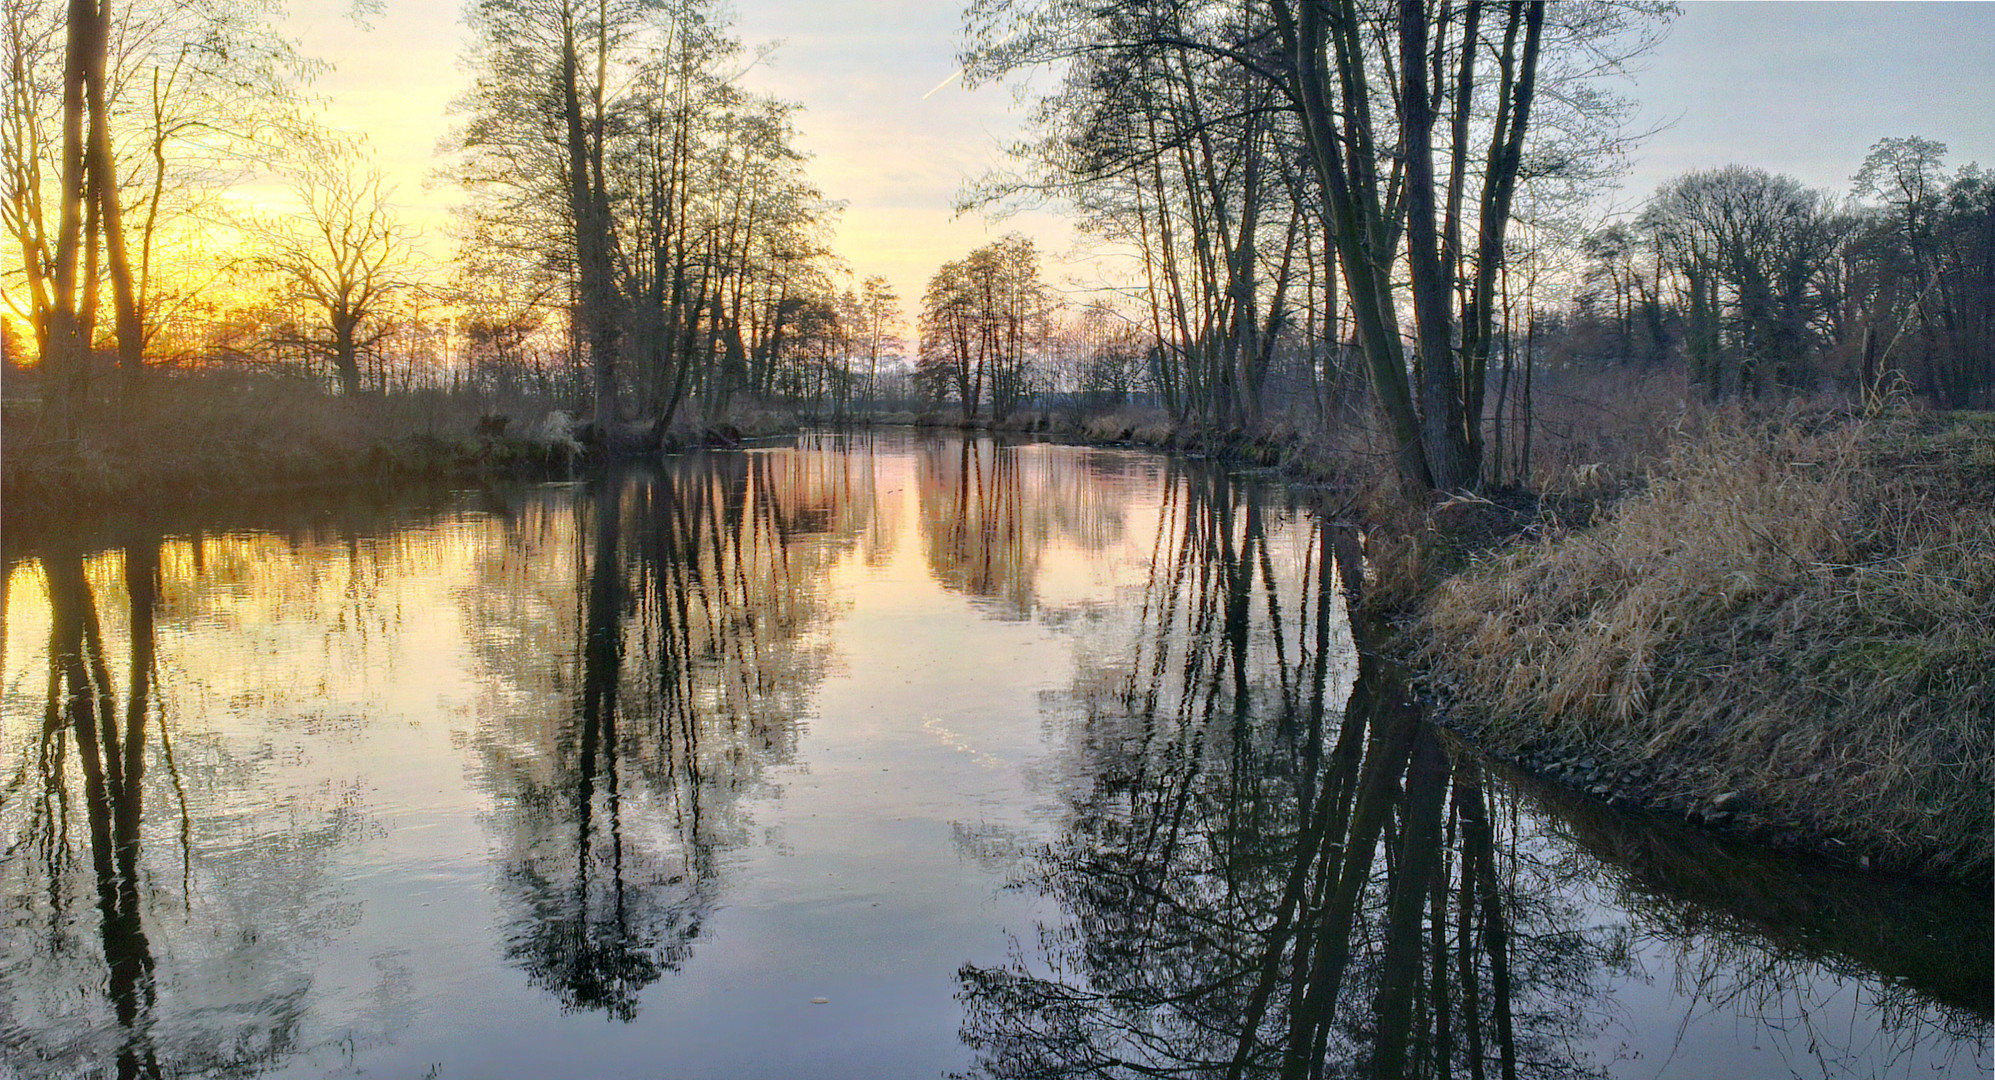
[[916, 234, 1050, 423], [449, 0, 904, 433], [952, 1, 1991, 492], [2, 0, 911, 441], [954, 0, 1679, 490], [0, 0, 472, 404], [1, 0, 309, 435], [1567, 142, 1994, 408]]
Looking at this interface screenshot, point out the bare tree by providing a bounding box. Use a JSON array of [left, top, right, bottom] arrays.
[[964, 0, 1668, 490], [451, 0, 853, 434], [919, 235, 1049, 422], [1640, 165, 1840, 398], [258, 152, 411, 396], [4, 0, 305, 439]]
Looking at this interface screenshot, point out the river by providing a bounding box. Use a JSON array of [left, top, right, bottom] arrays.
[[1, 432, 1986, 1079]]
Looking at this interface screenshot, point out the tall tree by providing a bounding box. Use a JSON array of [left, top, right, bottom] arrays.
[[452, 0, 845, 433], [456, 0, 648, 428], [1640, 165, 1840, 397], [964, 0, 1668, 490], [3, 0, 306, 390], [919, 234, 1048, 421], [963, 0, 1306, 432], [1849, 138, 1994, 407], [1268, 0, 1550, 490], [856, 274, 900, 407]]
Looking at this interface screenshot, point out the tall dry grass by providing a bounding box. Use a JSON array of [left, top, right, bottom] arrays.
[[1510, 366, 1708, 496], [2, 370, 572, 518], [1420, 408, 1994, 880]]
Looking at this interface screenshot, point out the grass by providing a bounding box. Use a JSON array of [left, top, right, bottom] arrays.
[[1418, 407, 1995, 881], [2, 370, 583, 520]]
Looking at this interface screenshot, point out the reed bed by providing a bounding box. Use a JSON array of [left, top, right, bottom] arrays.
[[1420, 409, 1994, 880]]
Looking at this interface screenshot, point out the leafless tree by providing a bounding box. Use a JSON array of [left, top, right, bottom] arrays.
[[257, 152, 411, 396]]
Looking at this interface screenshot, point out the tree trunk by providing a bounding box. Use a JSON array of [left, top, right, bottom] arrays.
[[82, 0, 142, 381], [333, 316, 361, 396], [561, 2, 617, 428], [45, 0, 96, 443], [1400, 0, 1475, 491], [1273, 0, 1432, 491], [1460, 2, 1544, 472]]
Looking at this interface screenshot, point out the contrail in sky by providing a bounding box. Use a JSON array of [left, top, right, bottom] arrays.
[[922, 69, 963, 100], [922, 22, 1028, 100]]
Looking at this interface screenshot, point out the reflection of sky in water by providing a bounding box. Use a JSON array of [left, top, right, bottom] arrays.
[[0, 433, 1986, 1079], [1500, 790, 1990, 1080]]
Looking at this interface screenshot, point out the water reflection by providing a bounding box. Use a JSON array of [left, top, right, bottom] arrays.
[[919, 437, 1127, 616], [468, 444, 880, 1019], [1, 434, 1984, 1079], [3, 537, 331, 1078], [956, 462, 1987, 1079], [43, 538, 165, 1079]]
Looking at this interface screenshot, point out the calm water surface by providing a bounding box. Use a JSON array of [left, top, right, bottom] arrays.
[[2, 433, 1987, 1079]]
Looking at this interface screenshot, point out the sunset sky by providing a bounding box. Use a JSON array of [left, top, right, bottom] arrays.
[[284, 1, 1995, 334]]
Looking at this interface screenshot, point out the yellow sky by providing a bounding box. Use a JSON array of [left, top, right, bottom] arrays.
[[278, 1, 1995, 335], [279, 1, 1091, 341]]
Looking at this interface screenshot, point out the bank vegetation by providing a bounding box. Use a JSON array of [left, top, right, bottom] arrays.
[[1419, 408, 1993, 881]]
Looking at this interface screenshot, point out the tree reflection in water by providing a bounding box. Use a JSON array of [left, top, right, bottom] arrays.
[[39, 539, 165, 1080], [919, 436, 1126, 617], [470, 440, 882, 1020], [957, 459, 1989, 1080], [957, 466, 1629, 1080], [2, 437, 1980, 1077], [4, 536, 328, 1078]]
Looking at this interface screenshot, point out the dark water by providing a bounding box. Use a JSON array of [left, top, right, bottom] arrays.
[[1, 433, 1986, 1080]]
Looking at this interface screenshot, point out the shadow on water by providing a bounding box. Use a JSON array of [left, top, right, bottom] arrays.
[[952, 458, 1990, 1079]]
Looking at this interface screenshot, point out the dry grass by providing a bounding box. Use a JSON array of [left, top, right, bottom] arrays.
[[3, 370, 576, 518], [1078, 405, 1177, 445], [1419, 407, 1995, 880], [1511, 366, 1710, 495], [655, 398, 799, 447]]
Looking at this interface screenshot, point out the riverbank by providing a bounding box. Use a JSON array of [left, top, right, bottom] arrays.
[[10, 381, 1984, 881], [0, 372, 796, 523], [1415, 409, 1993, 882], [1007, 400, 1991, 883]]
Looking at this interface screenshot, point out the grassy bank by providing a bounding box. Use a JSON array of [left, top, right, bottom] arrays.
[[1417, 409, 1993, 881], [0, 372, 796, 521]]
